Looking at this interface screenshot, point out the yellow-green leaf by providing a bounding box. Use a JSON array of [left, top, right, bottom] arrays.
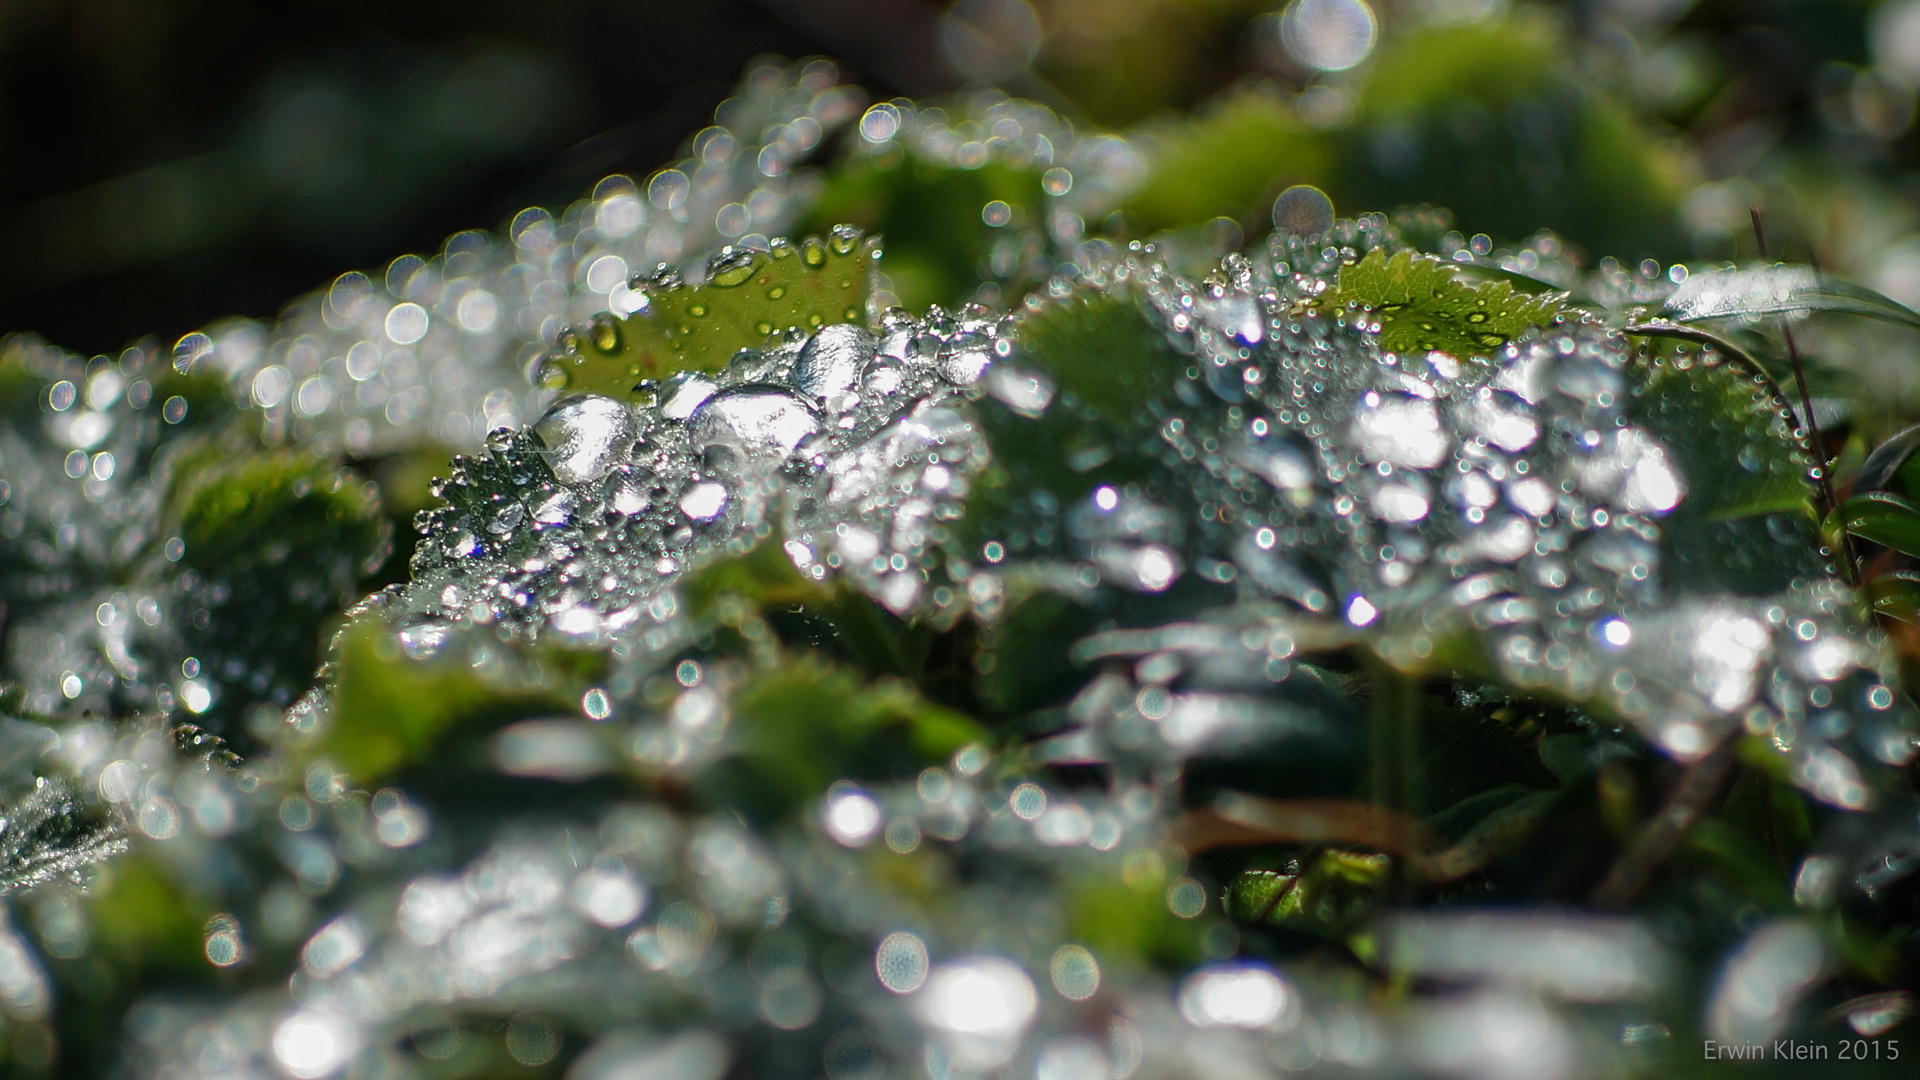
[[552, 228, 877, 399]]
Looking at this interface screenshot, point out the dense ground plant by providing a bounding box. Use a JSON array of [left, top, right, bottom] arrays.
[[7, 55, 1920, 1080]]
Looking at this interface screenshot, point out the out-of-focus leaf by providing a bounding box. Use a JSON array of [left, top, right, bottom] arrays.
[[1628, 340, 1822, 596], [684, 529, 836, 618], [1317, 250, 1566, 361], [1684, 818, 1792, 911], [169, 446, 385, 576], [554, 229, 875, 398], [1840, 490, 1920, 559], [1176, 793, 1440, 857], [802, 159, 1042, 311], [962, 293, 1180, 677], [166, 445, 391, 741], [713, 656, 987, 818], [1123, 89, 1331, 234], [88, 855, 207, 968], [1069, 874, 1203, 967], [1869, 570, 1920, 624], [1019, 290, 1180, 425], [1338, 16, 1682, 258], [1417, 789, 1559, 882], [1661, 265, 1920, 333], [686, 534, 929, 678], [325, 621, 576, 782], [1853, 421, 1920, 495]]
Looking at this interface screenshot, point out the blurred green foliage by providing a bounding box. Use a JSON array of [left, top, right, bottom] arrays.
[[1627, 340, 1825, 596]]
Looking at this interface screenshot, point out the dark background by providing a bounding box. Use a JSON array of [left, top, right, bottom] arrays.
[[0, 0, 972, 355], [0, 0, 1887, 356]]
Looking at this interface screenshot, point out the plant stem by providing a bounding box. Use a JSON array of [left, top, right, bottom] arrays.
[[1364, 654, 1422, 896], [1590, 739, 1739, 909], [1750, 203, 1859, 584]]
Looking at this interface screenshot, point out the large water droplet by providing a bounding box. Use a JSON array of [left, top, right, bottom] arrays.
[[605, 467, 655, 516], [1272, 185, 1335, 240], [794, 324, 874, 402], [679, 481, 730, 522], [533, 395, 637, 485], [660, 373, 719, 421], [688, 386, 822, 476], [589, 314, 622, 354], [707, 248, 760, 287]]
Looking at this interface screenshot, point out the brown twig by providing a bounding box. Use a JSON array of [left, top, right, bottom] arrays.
[[1590, 739, 1740, 909]]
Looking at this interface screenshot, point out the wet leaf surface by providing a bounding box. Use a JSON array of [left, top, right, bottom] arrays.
[[1317, 249, 1566, 361]]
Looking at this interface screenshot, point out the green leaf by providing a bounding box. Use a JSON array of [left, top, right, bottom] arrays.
[[801, 158, 1044, 311], [1661, 265, 1920, 333], [1869, 569, 1920, 624], [88, 855, 209, 969], [1019, 289, 1181, 425], [1419, 789, 1558, 881], [1339, 17, 1683, 258], [686, 534, 931, 679], [168, 447, 385, 575], [551, 228, 876, 399], [1684, 817, 1792, 911], [324, 621, 578, 782], [1123, 88, 1332, 234], [708, 656, 987, 818], [1627, 340, 1823, 596], [1852, 421, 1920, 496], [1068, 873, 1203, 968], [1840, 490, 1920, 559], [960, 290, 1179, 617], [1224, 850, 1390, 938], [1315, 249, 1566, 361], [166, 445, 392, 741]]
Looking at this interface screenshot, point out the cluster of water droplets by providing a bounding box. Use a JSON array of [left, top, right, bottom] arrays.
[[161, 58, 864, 458], [991, 219, 1912, 809], [391, 242, 1008, 653], [43, 634, 1733, 1080], [384, 208, 1916, 814], [7, 58, 1920, 1080], [0, 336, 305, 734], [848, 89, 1149, 307]]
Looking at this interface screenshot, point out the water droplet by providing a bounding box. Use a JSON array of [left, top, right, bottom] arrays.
[[533, 395, 636, 485], [1281, 0, 1378, 72], [707, 248, 760, 287], [1273, 185, 1335, 240], [679, 481, 730, 522], [876, 932, 930, 993], [689, 386, 822, 476], [793, 324, 874, 402], [660, 372, 719, 421], [589, 314, 622, 353], [605, 468, 655, 516], [488, 502, 527, 535]]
